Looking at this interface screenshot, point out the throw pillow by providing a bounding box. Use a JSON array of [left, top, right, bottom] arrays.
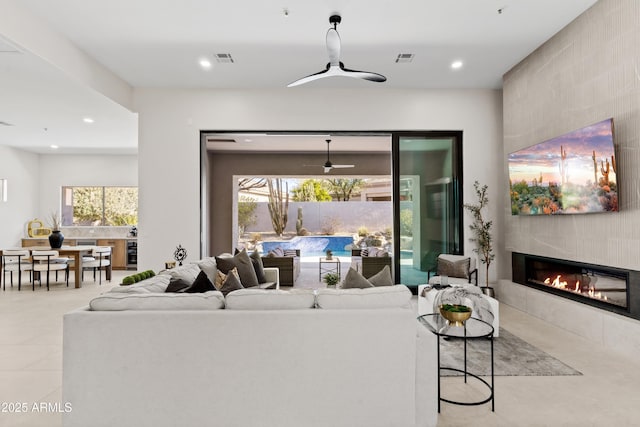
[[214, 270, 227, 290], [267, 247, 284, 257], [196, 257, 218, 284], [165, 277, 191, 293], [341, 267, 374, 289], [366, 247, 378, 257], [218, 267, 244, 296], [215, 249, 259, 288], [367, 265, 394, 287], [183, 270, 216, 293], [437, 257, 471, 280], [235, 248, 267, 284], [249, 250, 267, 284]]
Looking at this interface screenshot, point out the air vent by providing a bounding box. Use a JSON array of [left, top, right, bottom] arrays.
[[215, 53, 235, 63], [205, 136, 237, 143], [0, 121, 14, 126], [395, 53, 414, 63]]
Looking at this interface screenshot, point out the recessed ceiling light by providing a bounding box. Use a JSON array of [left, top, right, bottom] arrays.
[[83, 117, 94, 123], [50, 145, 59, 150], [244, 138, 253, 143], [199, 58, 212, 70], [451, 60, 463, 70]]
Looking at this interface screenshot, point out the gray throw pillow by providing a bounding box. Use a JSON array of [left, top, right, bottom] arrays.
[[437, 257, 470, 279], [368, 265, 394, 287], [341, 267, 374, 289], [216, 249, 259, 288], [218, 268, 244, 296], [249, 250, 267, 284]]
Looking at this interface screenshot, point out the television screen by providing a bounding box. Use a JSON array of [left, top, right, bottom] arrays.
[[509, 118, 618, 215]]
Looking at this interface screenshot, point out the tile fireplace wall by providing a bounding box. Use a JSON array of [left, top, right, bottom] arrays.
[[503, 0, 640, 275], [499, 0, 640, 360]]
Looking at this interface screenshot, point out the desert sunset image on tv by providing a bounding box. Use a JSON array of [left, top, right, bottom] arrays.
[[509, 118, 618, 215]]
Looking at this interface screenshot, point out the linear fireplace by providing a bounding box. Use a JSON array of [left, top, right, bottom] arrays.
[[512, 253, 640, 320]]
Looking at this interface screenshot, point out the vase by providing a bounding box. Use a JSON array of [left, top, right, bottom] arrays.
[[49, 230, 64, 249]]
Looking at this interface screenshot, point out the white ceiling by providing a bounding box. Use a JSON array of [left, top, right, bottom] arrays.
[[0, 0, 598, 154]]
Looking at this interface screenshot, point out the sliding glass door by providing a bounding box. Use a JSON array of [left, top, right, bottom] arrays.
[[392, 132, 463, 288]]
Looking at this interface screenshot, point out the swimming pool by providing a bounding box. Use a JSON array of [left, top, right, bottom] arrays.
[[261, 235, 354, 257]]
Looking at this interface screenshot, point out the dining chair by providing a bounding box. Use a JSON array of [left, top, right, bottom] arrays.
[[31, 250, 69, 291], [2, 249, 32, 291], [82, 246, 111, 284]]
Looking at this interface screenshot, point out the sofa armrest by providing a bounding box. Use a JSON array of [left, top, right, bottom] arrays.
[[263, 267, 280, 289]]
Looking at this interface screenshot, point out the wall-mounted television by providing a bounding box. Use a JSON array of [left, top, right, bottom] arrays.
[[509, 118, 618, 215]]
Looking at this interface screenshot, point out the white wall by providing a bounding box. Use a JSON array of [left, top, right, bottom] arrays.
[[0, 150, 137, 248], [134, 88, 503, 274], [0, 146, 39, 247], [37, 154, 137, 219]]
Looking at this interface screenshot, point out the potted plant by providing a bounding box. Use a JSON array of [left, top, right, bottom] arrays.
[[323, 272, 339, 288], [464, 181, 495, 296], [48, 211, 65, 248]]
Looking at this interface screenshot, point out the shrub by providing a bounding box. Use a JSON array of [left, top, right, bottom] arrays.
[[357, 226, 368, 237], [323, 272, 340, 287]]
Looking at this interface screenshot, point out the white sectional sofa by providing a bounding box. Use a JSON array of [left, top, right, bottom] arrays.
[[62, 260, 438, 427]]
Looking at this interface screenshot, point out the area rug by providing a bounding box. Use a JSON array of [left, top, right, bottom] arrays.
[[439, 327, 582, 376]]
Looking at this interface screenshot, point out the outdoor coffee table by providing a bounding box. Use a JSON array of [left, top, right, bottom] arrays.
[[319, 257, 341, 281], [418, 313, 494, 412]]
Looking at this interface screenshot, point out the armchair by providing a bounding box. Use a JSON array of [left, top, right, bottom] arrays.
[[427, 254, 478, 286], [261, 249, 300, 286]]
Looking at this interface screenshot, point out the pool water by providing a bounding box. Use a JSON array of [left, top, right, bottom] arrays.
[[262, 236, 354, 257]]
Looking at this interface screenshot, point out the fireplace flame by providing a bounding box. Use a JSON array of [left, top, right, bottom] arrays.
[[544, 275, 608, 301]]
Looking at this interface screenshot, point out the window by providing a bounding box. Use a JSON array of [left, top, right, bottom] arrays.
[[62, 186, 138, 226]]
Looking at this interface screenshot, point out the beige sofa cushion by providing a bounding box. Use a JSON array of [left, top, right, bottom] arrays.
[[225, 289, 315, 310], [316, 285, 411, 309], [90, 291, 225, 311]]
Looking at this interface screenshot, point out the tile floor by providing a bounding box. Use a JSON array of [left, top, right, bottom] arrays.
[[2, 265, 640, 426]]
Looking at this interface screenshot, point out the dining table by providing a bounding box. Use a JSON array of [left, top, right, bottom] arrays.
[[0, 245, 111, 288]]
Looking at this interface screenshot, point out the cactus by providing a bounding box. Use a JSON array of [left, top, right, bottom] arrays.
[[600, 158, 610, 185], [611, 155, 616, 174], [296, 207, 304, 235], [267, 179, 289, 237], [559, 145, 568, 185], [592, 150, 598, 186]]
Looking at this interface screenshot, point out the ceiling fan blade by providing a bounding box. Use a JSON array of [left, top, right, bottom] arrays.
[[330, 164, 355, 169], [287, 65, 330, 87], [340, 64, 387, 82], [324, 166, 333, 173], [326, 28, 341, 66]]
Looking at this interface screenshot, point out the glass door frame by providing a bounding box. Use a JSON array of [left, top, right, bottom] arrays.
[[391, 131, 465, 289]]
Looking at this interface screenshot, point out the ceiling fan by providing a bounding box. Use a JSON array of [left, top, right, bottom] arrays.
[[306, 139, 355, 173], [287, 14, 387, 87]]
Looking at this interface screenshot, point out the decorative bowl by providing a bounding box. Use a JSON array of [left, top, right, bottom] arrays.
[[439, 304, 472, 326]]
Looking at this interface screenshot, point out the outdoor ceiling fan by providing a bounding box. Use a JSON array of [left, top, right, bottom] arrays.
[[287, 14, 387, 87], [307, 139, 355, 173]]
